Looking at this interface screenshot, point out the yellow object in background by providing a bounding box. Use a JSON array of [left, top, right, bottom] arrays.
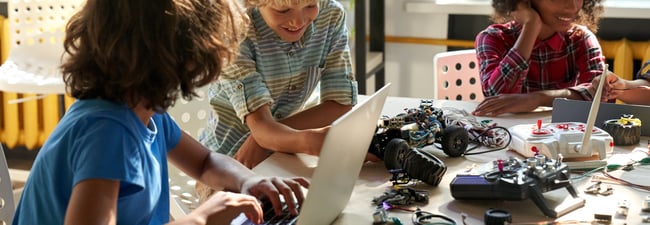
[[2, 92, 19, 149], [1, 15, 7, 62]]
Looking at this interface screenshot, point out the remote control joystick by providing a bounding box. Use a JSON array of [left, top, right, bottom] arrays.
[[532, 119, 549, 135], [450, 157, 585, 218]]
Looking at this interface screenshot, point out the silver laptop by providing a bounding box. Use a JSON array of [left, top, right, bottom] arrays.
[[231, 83, 391, 225]]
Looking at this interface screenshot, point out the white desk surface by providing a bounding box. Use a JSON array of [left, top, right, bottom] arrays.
[[252, 96, 650, 224]]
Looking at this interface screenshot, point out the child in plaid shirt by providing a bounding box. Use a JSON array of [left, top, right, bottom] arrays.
[[472, 0, 606, 116]]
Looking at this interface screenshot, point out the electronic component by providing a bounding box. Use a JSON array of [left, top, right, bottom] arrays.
[[617, 200, 629, 217], [599, 185, 613, 196], [412, 208, 457, 225], [584, 181, 601, 195], [642, 195, 650, 212], [583, 182, 613, 196], [450, 155, 585, 218], [484, 209, 512, 225], [372, 187, 429, 206], [594, 212, 612, 223], [642, 215, 650, 223], [372, 205, 389, 224]]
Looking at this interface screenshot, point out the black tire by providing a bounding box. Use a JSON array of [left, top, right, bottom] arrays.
[[383, 138, 409, 170], [441, 125, 469, 157], [603, 118, 641, 146], [401, 149, 448, 186]]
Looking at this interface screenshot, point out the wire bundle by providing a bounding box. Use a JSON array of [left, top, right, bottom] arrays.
[[439, 107, 512, 155]]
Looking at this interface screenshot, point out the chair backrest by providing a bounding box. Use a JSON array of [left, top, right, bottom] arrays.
[[0, 0, 82, 94], [433, 49, 484, 102], [0, 145, 15, 224], [166, 85, 212, 218], [167, 86, 212, 139], [0, 1, 82, 150]]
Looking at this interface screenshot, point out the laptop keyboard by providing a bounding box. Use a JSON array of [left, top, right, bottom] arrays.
[[235, 199, 299, 225], [260, 200, 298, 225]]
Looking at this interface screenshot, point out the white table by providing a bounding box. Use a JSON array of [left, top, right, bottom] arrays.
[[253, 97, 650, 224]]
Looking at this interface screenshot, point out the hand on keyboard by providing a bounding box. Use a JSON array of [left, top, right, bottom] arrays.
[[240, 176, 309, 216], [190, 191, 264, 225]]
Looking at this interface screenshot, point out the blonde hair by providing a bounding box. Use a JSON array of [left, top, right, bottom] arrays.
[[242, 0, 318, 9]]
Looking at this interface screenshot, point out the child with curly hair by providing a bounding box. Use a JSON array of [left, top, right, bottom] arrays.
[[13, 0, 308, 224], [472, 0, 607, 116]]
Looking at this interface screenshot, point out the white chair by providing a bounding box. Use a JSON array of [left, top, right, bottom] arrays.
[[166, 85, 212, 219], [433, 49, 484, 102], [0, 1, 82, 151], [0, 1, 82, 94]]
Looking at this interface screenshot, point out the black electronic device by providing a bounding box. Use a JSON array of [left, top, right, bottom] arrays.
[[449, 155, 585, 218]]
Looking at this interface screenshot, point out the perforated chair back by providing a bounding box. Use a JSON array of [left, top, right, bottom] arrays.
[[167, 86, 212, 139], [166, 85, 212, 218], [0, 1, 83, 94], [0, 145, 15, 224], [433, 49, 484, 102]]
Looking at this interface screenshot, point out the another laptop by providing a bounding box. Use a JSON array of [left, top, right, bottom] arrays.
[[231, 83, 391, 225]]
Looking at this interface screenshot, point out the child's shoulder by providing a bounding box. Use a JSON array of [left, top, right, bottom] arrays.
[[319, 0, 346, 14]]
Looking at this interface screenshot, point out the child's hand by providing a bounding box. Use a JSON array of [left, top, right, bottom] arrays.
[[240, 176, 310, 217], [188, 191, 264, 225], [472, 93, 542, 117], [511, 0, 541, 27], [591, 71, 626, 101]]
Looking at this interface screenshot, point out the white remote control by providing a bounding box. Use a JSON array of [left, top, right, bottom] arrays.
[[509, 121, 613, 159], [509, 64, 614, 169]]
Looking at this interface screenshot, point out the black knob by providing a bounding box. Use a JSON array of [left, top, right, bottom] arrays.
[[485, 209, 512, 225]]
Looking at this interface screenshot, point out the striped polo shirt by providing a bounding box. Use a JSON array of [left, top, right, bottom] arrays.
[[200, 0, 358, 156]]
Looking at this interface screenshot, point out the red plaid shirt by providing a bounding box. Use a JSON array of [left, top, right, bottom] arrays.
[[475, 22, 605, 100]]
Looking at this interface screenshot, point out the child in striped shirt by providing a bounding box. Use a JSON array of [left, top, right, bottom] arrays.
[[200, 0, 367, 168], [197, 0, 375, 201]]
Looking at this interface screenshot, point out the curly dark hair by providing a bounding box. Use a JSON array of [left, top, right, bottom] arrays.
[[61, 0, 248, 111], [490, 0, 604, 32]]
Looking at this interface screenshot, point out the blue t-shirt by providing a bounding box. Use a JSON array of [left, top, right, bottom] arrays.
[[13, 99, 182, 225]]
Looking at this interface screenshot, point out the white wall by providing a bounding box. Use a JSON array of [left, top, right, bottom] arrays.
[[349, 0, 450, 98], [341, 0, 452, 98], [382, 0, 448, 98]]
